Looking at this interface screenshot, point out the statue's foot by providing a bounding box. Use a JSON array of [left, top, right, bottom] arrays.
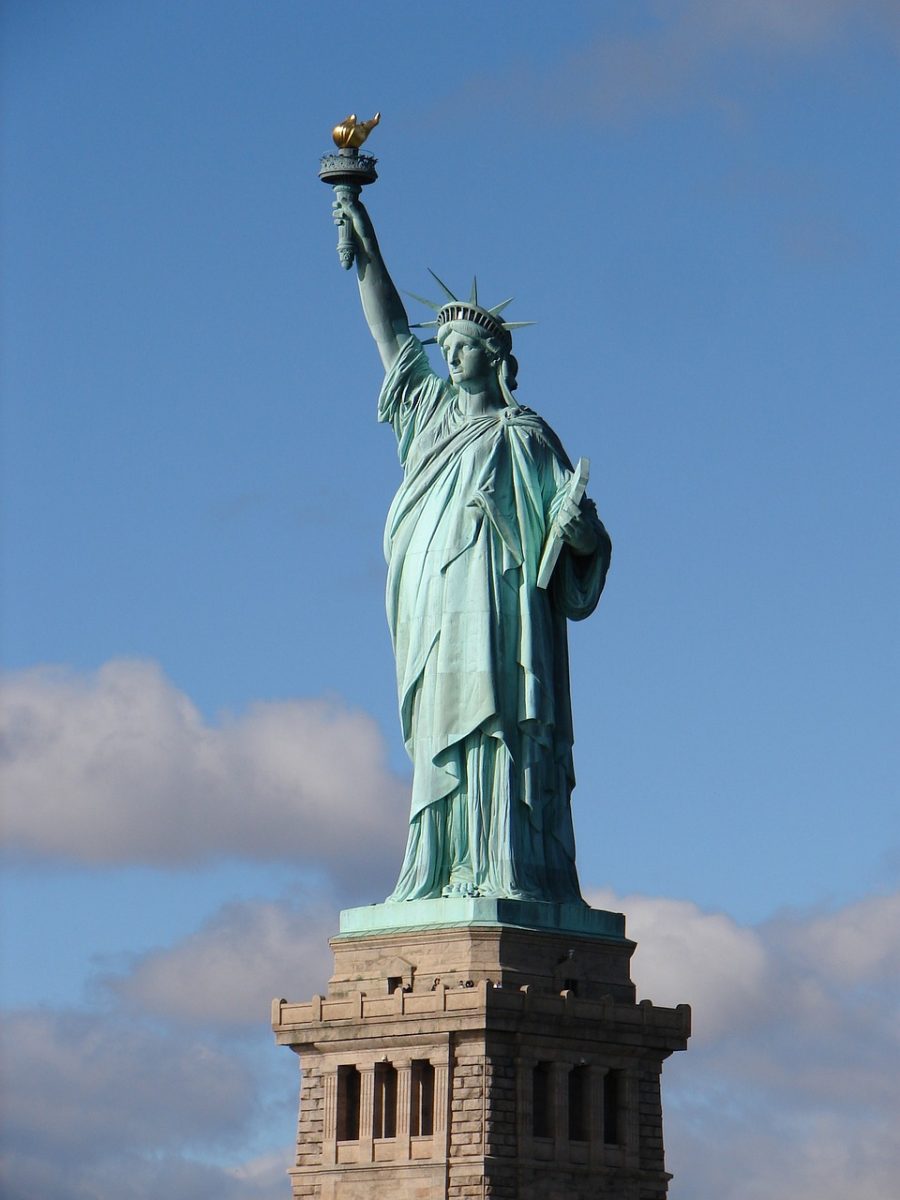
[[442, 880, 478, 897]]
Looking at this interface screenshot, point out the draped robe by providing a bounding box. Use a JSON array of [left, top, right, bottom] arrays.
[[380, 338, 610, 902]]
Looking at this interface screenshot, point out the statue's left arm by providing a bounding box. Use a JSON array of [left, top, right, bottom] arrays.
[[544, 453, 611, 619], [551, 495, 611, 621], [555, 492, 604, 558]]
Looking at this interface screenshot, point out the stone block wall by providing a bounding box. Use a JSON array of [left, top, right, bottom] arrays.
[[297, 1064, 325, 1166], [637, 1069, 665, 1179], [274, 922, 689, 1199], [448, 1043, 518, 1198]]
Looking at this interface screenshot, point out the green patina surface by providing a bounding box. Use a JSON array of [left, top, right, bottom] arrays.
[[331, 186, 612, 906], [337, 899, 626, 940]]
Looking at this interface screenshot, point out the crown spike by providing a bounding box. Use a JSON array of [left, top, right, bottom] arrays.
[[404, 290, 442, 312], [406, 275, 534, 347], [427, 269, 459, 302], [488, 297, 515, 316]]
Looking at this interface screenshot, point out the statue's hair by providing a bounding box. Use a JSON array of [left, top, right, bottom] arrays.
[[436, 320, 519, 392]]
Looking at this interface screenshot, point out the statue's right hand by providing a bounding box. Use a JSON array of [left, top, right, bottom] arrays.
[[332, 195, 375, 248]]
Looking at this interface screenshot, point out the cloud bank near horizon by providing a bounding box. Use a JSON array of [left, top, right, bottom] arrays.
[[589, 886, 900, 1200], [3, 658, 897, 1197], [4, 884, 898, 1200]]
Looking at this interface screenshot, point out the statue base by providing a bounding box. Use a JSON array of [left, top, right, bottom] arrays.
[[338, 897, 625, 939], [273, 904, 690, 1199]]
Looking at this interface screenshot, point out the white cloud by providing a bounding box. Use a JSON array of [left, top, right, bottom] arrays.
[[106, 897, 336, 1025], [4, 876, 898, 1199], [587, 885, 900, 1199], [671, 1103, 900, 1200], [0, 1002, 295, 1200], [1, 1145, 289, 1200], [0, 659, 408, 890], [588, 886, 770, 1041], [772, 890, 900, 983], [1, 1008, 255, 1156], [229, 1150, 294, 1189]]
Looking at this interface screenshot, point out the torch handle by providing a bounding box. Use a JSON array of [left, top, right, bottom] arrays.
[[333, 182, 361, 270]]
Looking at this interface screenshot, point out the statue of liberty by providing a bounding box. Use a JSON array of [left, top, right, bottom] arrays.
[[332, 182, 611, 906]]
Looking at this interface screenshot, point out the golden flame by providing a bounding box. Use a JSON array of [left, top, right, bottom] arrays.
[[331, 112, 381, 150]]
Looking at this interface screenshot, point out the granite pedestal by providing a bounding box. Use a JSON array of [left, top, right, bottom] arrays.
[[273, 901, 689, 1200]]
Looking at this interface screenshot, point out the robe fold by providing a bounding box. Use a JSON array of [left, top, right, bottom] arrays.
[[379, 337, 610, 902]]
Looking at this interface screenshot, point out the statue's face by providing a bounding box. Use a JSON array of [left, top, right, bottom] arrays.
[[440, 330, 493, 388]]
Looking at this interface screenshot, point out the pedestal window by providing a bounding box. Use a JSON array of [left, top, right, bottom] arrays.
[[336, 1066, 360, 1142], [603, 1068, 623, 1145], [568, 1064, 590, 1141], [410, 1060, 435, 1136], [373, 1062, 398, 1139], [532, 1061, 553, 1139]]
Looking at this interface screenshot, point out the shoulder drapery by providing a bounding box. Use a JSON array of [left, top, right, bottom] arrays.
[[378, 337, 610, 830]]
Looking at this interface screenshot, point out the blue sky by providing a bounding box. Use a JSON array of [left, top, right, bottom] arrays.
[[2, 3, 898, 1198]]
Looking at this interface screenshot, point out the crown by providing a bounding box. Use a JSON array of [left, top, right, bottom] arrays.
[[408, 272, 533, 347]]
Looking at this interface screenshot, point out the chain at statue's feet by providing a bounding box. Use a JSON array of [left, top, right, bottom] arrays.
[[441, 879, 543, 902]]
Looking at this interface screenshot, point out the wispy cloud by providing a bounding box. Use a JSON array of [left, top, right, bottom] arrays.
[[451, 0, 899, 128]]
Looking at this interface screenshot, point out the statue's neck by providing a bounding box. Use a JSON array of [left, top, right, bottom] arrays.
[[457, 380, 503, 417]]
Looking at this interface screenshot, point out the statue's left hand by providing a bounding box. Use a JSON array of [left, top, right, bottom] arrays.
[[557, 497, 600, 557]]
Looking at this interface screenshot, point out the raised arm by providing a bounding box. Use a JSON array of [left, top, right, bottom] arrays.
[[333, 195, 411, 372]]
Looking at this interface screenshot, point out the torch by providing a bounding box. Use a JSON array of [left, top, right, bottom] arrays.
[[319, 113, 380, 270]]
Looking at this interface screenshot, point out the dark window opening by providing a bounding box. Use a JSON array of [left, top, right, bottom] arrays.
[[532, 1061, 553, 1139], [336, 1066, 360, 1142], [603, 1069, 622, 1145], [373, 1062, 398, 1139], [410, 1059, 435, 1136], [568, 1065, 590, 1141], [387, 976, 402, 994], [563, 978, 579, 995]]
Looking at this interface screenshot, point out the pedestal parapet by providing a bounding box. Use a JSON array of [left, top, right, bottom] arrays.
[[273, 903, 690, 1200]]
